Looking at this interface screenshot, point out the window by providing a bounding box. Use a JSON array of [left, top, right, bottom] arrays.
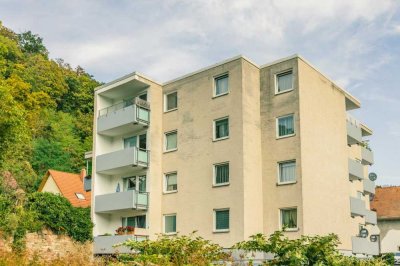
[[276, 70, 293, 93], [165, 172, 177, 192], [277, 115, 294, 137], [165, 131, 177, 151], [138, 93, 147, 101], [165, 91, 177, 111], [124, 136, 137, 149], [214, 117, 229, 140], [278, 161, 296, 183], [122, 215, 146, 229], [124, 133, 147, 149], [214, 163, 229, 185], [164, 214, 177, 234], [215, 209, 230, 231], [124, 176, 146, 192], [75, 193, 85, 200], [280, 208, 297, 230], [214, 74, 229, 96]]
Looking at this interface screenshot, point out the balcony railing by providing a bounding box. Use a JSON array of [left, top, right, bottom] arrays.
[[346, 114, 362, 145], [95, 190, 149, 213], [365, 210, 377, 225], [350, 197, 366, 217], [97, 98, 150, 137], [348, 159, 364, 181], [361, 145, 374, 165], [363, 178, 375, 195], [96, 146, 149, 175], [94, 234, 149, 254], [351, 236, 379, 255]]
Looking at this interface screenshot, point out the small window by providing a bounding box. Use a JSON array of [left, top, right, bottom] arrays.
[[281, 208, 297, 230], [165, 131, 177, 151], [215, 209, 230, 231], [165, 172, 177, 192], [214, 163, 229, 185], [214, 74, 229, 96], [165, 91, 177, 111], [164, 214, 177, 234], [214, 117, 229, 140], [277, 115, 294, 137], [122, 215, 146, 228], [276, 70, 293, 93], [75, 193, 85, 200], [278, 161, 296, 183]]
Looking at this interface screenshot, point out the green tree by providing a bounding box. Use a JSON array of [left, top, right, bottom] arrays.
[[17, 30, 48, 57]]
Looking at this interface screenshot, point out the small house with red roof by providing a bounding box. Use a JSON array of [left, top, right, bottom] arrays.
[[38, 169, 91, 208]]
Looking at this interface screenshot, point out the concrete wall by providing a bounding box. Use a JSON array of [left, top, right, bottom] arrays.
[[378, 220, 400, 253]]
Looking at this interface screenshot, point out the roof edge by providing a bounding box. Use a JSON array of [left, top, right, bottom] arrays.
[[94, 71, 162, 92]]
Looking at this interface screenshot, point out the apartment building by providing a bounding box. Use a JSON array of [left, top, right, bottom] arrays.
[[91, 54, 379, 256]]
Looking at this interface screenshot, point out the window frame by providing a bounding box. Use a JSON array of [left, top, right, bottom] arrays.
[[280, 207, 298, 231], [75, 193, 85, 200], [277, 160, 297, 185], [213, 73, 229, 98], [275, 69, 294, 95], [213, 208, 230, 233], [213, 162, 230, 187], [122, 214, 147, 229], [213, 116, 230, 141], [163, 214, 177, 235], [164, 172, 178, 193], [164, 91, 178, 112], [164, 130, 178, 152], [276, 114, 295, 139]]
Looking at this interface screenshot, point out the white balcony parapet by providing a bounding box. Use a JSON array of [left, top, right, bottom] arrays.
[[365, 210, 377, 225], [350, 197, 366, 217], [95, 190, 149, 213], [363, 178, 375, 195], [94, 234, 148, 254], [348, 159, 364, 181], [351, 236, 379, 255]]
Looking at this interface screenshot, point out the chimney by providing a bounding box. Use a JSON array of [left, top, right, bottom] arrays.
[[80, 168, 86, 181]]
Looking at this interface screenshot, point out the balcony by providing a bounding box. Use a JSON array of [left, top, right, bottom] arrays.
[[361, 146, 374, 165], [365, 210, 377, 225], [346, 119, 362, 145], [348, 159, 364, 181], [94, 234, 148, 254], [351, 236, 379, 255], [97, 98, 150, 137], [350, 197, 366, 217], [363, 179, 375, 195], [95, 190, 149, 213], [96, 146, 149, 175]]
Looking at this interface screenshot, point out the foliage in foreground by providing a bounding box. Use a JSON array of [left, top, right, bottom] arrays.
[[234, 231, 390, 266], [25, 192, 93, 243], [117, 232, 231, 265]]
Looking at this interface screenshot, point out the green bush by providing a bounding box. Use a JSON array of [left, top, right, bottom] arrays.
[[25, 192, 93, 243]]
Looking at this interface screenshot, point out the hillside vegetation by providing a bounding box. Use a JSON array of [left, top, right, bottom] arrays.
[[0, 21, 100, 192]]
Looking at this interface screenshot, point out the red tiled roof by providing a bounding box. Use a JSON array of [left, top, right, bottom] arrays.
[[370, 186, 400, 220], [38, 169, 91, 208]]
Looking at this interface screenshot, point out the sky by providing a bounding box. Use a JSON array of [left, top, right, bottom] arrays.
[[1, 0, 399, 185]]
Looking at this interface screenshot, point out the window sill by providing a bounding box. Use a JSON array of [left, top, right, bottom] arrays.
[[164, 148, 177, 154], [283, 228, 299, 232], [163, 190, 178, 195], [213, 136, 229, 142], [276, 133, 295, 140], [213, 229, 230, 234], [164, 232, 177, 236], [213, 183, 230, 188], [212, 92, 229, 99], [275, 88, 294, 95], [277, 181, 297, 186], [164, 108, 177, 114]]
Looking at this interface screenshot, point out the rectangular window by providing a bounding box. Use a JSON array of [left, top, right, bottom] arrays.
[[164, 214, 176, 234], [124, 136, 137, 149], [278, 161, 296, 183], [165, 131, 177, 151], [214, 163, 229, 185], [122, 215, 146, 229], [277, 115, 294, 137], [214, 117, 229, 140], [281, 208, 297, 230], [276, 70, 293, 93], [215, 209, 230, 231], [165, 91, 177, 111], [165, 172, 177, 192], [214, 74, 229, 96], [124, 175, 146, 192]]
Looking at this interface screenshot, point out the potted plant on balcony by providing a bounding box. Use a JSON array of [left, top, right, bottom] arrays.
[[116, 226, 126, 235], [126, 226, 135, 235]]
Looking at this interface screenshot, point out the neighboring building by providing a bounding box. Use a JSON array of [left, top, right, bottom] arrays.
[[38, 169, 91, 208], [371, 186, 400, 253], [91, 54, 378, 255]]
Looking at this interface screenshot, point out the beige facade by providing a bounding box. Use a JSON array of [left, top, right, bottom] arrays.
[[91, 55, 378, 255]]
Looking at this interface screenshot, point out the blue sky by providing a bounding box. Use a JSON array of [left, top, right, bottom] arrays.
[[1, 0, 399, 185]]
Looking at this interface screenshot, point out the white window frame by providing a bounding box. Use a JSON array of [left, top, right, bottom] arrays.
[[75, 193, 85, 200], [213, 73, 229, 98], [213, 116, 229, 141], [279, 207, 298, 231], [213, 208, 230, 233], [276, 114, 295, 139], [164, 91, 178, 112], [164, 130, 178, 152], [277, 160, 296, 185], [213, 162, 230, 187], [164, 172, 178, 193], [275, 69, 294, 95], [163, 213, 177, 235]]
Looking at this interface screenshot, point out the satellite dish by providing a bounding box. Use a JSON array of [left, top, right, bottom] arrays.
[[359, 228, 369, 238], [368, 172, 377, 181], [370, 235, 378, 242]]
